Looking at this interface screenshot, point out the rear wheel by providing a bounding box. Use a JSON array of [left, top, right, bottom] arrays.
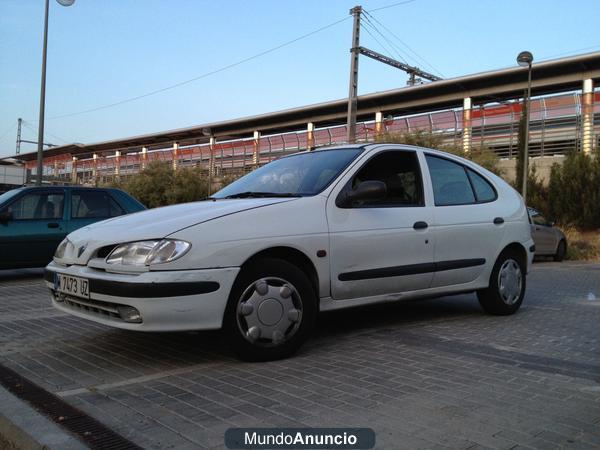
[[554, 240, 566, 262], [478, 250, 526, 315], [223, 257, 317, 361]]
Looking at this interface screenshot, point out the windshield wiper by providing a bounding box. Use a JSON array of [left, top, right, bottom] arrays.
[[223, 191, 301, 199]]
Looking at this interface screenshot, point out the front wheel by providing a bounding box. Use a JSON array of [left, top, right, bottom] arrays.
[[477, 250, 526, 315], [554, 240, 566, 262], [223, 257, 317, 361]]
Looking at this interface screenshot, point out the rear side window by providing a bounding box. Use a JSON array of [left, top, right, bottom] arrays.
[[467, 168, 496, 202], [531, 212, 549, 226], [71, 191, 125, 219], [425, 155, 497, 206]]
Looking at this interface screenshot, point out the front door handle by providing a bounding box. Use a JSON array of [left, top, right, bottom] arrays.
[[47, 222, 59, 229], [413, 221, 428, 230], [493, 217, 504, 225]]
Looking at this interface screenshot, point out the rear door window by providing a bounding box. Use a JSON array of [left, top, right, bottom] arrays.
[[425, 155, 475, 206], [71, 191, 125, 219], [425, 155, 497, 206]]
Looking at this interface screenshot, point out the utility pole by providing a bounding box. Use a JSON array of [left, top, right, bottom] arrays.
[[36, 0, 50, 185], [16, 118, 22, 155], [346, 5, 362, 144]]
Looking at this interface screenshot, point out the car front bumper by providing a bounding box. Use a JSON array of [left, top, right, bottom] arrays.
[[45, 261, 240, 331]]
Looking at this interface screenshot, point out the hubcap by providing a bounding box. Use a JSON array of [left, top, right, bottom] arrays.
[[498, 259, 522, 305], [236, 277, 303, 347]]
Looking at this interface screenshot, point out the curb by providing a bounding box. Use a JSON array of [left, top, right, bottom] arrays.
[[0, 384, 87, 450]]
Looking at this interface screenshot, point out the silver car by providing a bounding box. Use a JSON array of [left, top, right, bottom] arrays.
[[528, 207, 567, 261]]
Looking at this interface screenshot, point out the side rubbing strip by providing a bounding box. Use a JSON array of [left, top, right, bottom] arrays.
[[339, 262, 435, 281], [339, 258, 486, 281]]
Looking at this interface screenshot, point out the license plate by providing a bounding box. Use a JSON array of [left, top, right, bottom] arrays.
[[54, 274, 90, 299]]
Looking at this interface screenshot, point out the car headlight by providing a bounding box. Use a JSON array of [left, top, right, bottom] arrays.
[[106, 239, 191, 266], [54, 238, 69, 259]]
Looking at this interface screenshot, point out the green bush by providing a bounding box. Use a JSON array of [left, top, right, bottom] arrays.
[[112, 162, 208, 208], [375, 130, 501, 175], [547, 151, 600, 229], [375, 129, 445, 148]]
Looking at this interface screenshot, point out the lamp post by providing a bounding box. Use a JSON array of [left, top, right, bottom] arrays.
[[517, 50, 533, 203], [36, 0, 75, 186]]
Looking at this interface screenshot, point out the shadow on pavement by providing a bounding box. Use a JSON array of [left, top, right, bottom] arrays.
[[0, 268, 45, 283]]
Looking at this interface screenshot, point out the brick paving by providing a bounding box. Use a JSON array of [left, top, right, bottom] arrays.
[[0, 263, 599, 449]]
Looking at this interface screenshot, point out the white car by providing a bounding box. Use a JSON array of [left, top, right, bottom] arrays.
[[46, 144, 534, 360]]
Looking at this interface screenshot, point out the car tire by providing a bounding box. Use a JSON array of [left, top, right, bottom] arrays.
[[554, 240, 566, 262], [223, 257, 317, 361], [477, 250, 526, 315]]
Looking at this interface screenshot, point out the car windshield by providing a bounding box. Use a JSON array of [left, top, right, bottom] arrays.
[[0, 188, 22, 208], [212, 148, 361, 199]]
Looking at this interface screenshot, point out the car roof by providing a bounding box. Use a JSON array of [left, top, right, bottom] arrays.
[[14, 185, 118, 191]]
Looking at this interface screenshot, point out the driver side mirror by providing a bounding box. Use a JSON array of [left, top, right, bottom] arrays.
[[0, 210, 11, 225], [337, 180, 387, 208]]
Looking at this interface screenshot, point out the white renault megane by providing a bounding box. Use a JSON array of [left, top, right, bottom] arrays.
[[46, 144, 534, 360]]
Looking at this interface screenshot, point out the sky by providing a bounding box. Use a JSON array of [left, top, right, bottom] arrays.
[[1, 0, 599, 158]]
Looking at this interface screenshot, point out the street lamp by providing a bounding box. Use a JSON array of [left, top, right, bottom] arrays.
[[517, 50, 533, 203], [36, 0, 75, 186]]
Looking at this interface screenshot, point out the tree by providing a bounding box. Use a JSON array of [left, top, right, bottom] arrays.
[[547, 151, 600, 229], [525, 163, 549, 215]]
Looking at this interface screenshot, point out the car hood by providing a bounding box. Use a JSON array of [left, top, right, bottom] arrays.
[[67, 197, 296, 246]]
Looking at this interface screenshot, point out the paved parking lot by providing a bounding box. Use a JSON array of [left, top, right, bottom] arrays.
[[1, 262, 600, 449]]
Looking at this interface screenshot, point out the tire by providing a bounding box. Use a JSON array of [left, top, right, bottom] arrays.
[[223, 257, 317, 361], [477, 250, 526, 315], [554, 240, 566, 262]]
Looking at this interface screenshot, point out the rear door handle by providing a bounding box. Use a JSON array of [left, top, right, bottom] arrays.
[[493, 217, 504, 225], [47, 222, 59, 229], [413, 221, 428, 230]]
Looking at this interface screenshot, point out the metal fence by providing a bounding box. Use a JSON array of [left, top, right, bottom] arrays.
[[29, 91, 599, 184]]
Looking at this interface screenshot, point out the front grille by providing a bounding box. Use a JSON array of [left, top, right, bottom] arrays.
[[55, 293, 124, 322]]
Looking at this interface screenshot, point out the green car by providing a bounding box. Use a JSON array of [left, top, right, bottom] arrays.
[[0, 186, 145, 269]]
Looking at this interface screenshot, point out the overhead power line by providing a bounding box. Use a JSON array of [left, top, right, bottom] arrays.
[[370, 0, 419, 13], [0, 123, 16, 142], [361, 14, 409, 65], [363, 8, 445, 77], [539, 45, 600, 60], [21, 120, 68, 144], [43, 16, 350, 121], [360, 18, 406, 64]]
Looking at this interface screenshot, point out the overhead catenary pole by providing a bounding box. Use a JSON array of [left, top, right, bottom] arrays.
[[36, 0, 50, 185], [346, 5, 362, 144], [16, 118, 22, 155]]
